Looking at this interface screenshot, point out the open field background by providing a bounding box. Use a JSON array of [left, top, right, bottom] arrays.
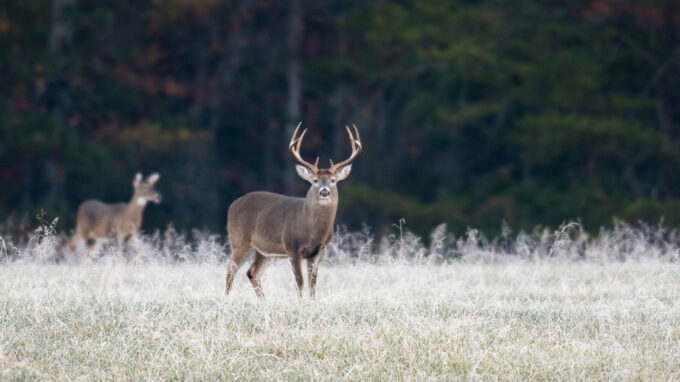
[[1, 223, 679, 380]]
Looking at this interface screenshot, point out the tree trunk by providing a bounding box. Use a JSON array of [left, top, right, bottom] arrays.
[[656, 95, 675, 154], [49, 0, 75, 54], [285, 0, 302, 193], [332, 86, 347, 163], [46, 0, 76, 202]]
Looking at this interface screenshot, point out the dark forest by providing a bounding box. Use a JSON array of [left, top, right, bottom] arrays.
[[2, 0, 680, 237]]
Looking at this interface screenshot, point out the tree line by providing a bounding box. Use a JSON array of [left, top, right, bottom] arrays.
[[1, 0, 679, 237]]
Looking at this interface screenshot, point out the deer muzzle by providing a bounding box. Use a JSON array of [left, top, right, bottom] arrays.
[[319, 187, 331, 198]]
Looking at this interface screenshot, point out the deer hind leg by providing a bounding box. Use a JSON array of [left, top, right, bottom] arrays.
[[70, 235, 83, 255], [85, 238, 98, 258], [69, 236, 78, 253], [70, 226, 94, 258], [68, 235, 88, 263], [225, 244, 251, 296], [247, 253, 272, 298], [289, 256, 304, 298]]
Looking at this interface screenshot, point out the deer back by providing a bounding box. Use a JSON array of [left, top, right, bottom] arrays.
[[76, 200, 133, 238]]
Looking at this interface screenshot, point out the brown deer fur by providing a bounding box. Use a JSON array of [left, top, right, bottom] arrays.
[[70, 173, 161, 257], [225, 124, 361, 298]]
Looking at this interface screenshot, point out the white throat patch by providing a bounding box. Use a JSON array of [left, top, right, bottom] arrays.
[[136, 197, 148, 206]]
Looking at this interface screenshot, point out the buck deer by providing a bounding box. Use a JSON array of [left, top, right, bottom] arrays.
[[226, 123, 361, 298], [70, 173, 161, 257]]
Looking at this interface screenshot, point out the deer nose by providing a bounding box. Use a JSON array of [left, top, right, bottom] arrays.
[[319, 188, 331, 198]]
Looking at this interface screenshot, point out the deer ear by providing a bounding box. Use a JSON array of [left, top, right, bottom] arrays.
[[296, 165, 315, 183], [335, 165, 352, 181], [133, 173, 143, 187], [147, 173, 160, 185]]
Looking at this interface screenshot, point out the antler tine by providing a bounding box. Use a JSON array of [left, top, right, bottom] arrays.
[[345, 125, 356, 152], [289, 122, 303, 149], [295, 128, 307, 152], [289, 122, 318, 171], [329, 124, 362, 172], [352, 124, 361, 146]]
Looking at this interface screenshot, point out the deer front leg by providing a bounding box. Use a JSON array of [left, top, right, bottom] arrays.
[[129, 235, 143, 262], [290, 255, 304, 298], [306, 247, 324, 298]]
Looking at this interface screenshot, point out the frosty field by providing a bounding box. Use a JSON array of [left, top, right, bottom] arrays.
[[1, 259, 679, 380]]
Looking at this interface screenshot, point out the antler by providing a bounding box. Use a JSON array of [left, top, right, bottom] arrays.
[[329, 124, 362, 173], [289, 122, 319, 172]]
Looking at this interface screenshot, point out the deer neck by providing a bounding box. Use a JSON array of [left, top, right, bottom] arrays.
[[301, 188, 338, 229], [126, 194, 148, 218]]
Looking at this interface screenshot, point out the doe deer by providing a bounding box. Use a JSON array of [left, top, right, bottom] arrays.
[[70, 173, 161, 257], [226, 123, 361, 298]]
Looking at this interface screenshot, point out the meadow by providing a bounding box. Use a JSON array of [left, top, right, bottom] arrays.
[[1, 222, 679, 380]]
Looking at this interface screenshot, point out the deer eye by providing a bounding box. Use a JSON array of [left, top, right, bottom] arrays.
[[313, 179, 318, 183], [331, 179, 336, 183]]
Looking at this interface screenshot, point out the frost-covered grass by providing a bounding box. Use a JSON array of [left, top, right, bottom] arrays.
[[3, 219, 680, 264], [1, 260, 679, 380], [0, 221, 679, 379]]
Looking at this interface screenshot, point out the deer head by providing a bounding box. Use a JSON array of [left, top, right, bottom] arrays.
[[289, 123, 361, 206], [132, 173, 162, 206]]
